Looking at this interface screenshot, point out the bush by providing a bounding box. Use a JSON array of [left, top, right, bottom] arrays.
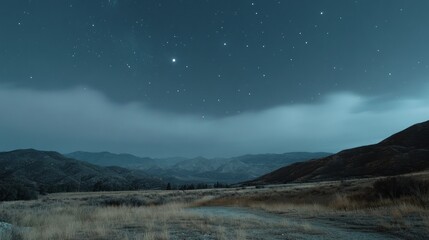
[[373, 177, 429, 199], [0, 182, 38, 201], [96, 197, 148, 207]]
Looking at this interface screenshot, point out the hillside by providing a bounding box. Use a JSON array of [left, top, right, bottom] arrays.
[[249, 120, 429, 185], [0, 149, 164, 201]]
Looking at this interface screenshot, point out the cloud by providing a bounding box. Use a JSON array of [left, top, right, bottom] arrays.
[[0, 85, 428, 157], [107, 0, 118, 7]]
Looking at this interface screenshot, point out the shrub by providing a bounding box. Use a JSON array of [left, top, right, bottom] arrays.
[[0, 181, 38, 201], [92, 197, 150, 207], [373, 177, 429, 199]]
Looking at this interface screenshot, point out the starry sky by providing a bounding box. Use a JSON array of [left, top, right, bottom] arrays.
[[1, 0, 429, 157]]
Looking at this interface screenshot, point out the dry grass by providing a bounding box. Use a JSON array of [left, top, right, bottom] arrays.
[[1, 174, 429, 239], [247, 202, 328, 215], [1, 195, 311, 239], [0, 202, 187, 240]]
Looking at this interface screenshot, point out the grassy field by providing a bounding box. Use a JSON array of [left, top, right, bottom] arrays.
[[1, 173, 429, 239]]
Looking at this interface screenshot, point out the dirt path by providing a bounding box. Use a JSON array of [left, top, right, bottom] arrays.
[[185, 206, 399, 240]]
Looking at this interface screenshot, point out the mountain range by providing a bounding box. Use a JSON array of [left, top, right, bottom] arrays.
[[2, 120, 428, 201], [66, 151, 185, 169], [0, 149, 330, 201], [67, 152, 331, 184]]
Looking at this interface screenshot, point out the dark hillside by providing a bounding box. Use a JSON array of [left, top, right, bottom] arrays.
[[249, 120, 429, 185], [0, 149, 164, 201]]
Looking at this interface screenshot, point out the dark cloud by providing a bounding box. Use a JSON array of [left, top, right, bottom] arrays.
[[2, 1, 429, 156], [1, 85, 428, 157], [1, 1, 429, 116]]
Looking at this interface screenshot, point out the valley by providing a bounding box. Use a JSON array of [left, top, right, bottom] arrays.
[[1, 120, 429, 239], [2, 1, 428, 239], [67, 152, 331, 184]]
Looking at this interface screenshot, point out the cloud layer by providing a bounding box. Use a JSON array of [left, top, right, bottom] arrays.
[[1, 85, 428, 157]]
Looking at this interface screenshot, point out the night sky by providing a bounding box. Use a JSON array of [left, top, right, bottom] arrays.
[[1, 0, 429, 157]]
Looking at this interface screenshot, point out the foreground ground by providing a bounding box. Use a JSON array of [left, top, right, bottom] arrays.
[[1, 173, 429, 239]]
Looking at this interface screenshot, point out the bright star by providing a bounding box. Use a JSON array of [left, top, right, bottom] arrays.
[[172, 58, 176, 63]]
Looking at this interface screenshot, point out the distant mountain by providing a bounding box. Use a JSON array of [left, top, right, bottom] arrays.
[[249, 120, 429, 185], [171, 157, 231, 173], [66, 151, 183, 169], [138, 153, 331, 184], [0, 149, 164, 201], [68, 151, 330, 184], [66, 151, 155, 169]]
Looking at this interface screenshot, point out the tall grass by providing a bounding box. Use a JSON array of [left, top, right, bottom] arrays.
[[1, 175, 428, 239], [0, 202, 186, 240]]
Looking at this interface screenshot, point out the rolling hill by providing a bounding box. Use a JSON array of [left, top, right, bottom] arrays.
[[249, 120, 429, 185], [0, 149, 164, 200]]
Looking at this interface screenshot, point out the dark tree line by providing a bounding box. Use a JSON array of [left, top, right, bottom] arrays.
[[165, 182, 230, 191], [0, 181, 38, 201], [0, 179, 161, 201]]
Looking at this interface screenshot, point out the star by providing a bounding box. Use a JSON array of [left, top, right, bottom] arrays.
[[172, 58, 176, 63]]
